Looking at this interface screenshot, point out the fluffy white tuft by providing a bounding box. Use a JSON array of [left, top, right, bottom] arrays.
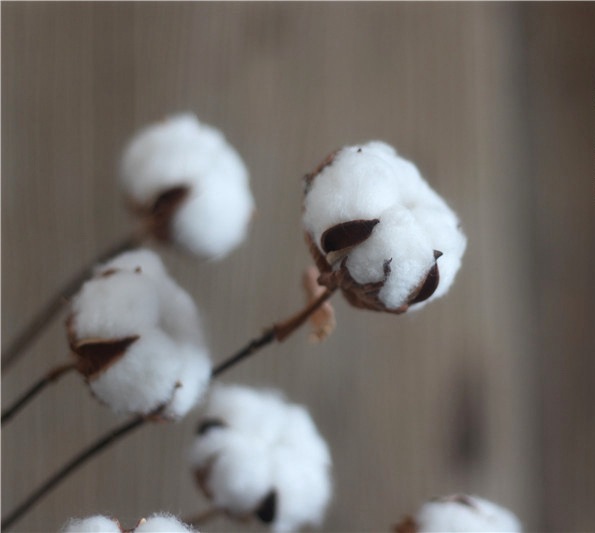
[[135, 513, 197, 533], [189, 384, 332, 532], [303, 141, 466, 311], [69, 249, 211, 419], [415, 495, 522, 532], [61, 515, 121, 533], [120, 113, 255, 259]]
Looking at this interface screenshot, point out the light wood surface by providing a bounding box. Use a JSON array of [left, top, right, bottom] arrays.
[[2, 3, 594, 532]]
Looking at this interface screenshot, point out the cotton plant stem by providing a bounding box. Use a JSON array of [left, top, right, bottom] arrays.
[[1, 234, 140, 375], [1, 414, 146, 531], [212, 287, 336, 377], [1, 362, 76, 426]]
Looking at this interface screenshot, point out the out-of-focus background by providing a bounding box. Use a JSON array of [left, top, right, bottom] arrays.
[[2, 3, 594, 532]]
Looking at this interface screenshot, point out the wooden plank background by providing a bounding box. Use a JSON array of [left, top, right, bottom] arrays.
[[2, 3, 594, 532]]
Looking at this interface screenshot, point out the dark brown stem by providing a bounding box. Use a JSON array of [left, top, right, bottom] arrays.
[[1, 234, 140, 375], [1, 362, 76, 426], [212, 287, 335, 377], [1, 415, 146, 531]]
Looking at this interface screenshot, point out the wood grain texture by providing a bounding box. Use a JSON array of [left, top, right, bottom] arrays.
[[2, 3, 593, 532]]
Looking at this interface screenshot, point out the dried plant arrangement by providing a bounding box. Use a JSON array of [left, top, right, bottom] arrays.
[[2, 113, 522, 533]]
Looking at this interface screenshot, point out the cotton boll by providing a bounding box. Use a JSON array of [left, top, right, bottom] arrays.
[[162, 344, 212, 420], [135, 513, 197, 533], [398, 494, 522, 533], [205, 438, 274, 515], [69, 248, 211, 419], [156, 275, 204, 346], [70, 271, 161, 341], [120, 113, 255, 259], [190, 384, 332, 531], [171, 146, 254, 259], [61, 515, 121, 533], [303, 141, 466, 313], [89, 330, 182, 415], [95, 249, 168, 280]]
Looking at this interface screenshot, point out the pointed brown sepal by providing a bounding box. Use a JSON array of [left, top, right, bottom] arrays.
[[149, 185, 191, 241], [408, 262, 440, 305], [321, 219, 380, 254], [196, 418, 227, 436], [255, 490, 277, 524], [72, 335, 139, 380]]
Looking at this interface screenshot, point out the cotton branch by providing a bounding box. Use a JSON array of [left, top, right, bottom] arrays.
[[1, 362, 76, 426]]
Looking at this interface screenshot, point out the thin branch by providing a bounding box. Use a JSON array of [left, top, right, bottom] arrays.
[[212, 287, 335, 377], [1, 362, 76, 426], [1, 415, 146, 531], [1, 234, 140, 375]]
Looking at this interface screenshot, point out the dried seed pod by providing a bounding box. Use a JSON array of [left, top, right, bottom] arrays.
[[189, 384, 332, 533], [393, 494, 522, 533], [121, 113, 255, 259], [303, 142, 467, 313]]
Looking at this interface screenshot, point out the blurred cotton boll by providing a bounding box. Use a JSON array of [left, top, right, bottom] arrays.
[[61, 514, 198, 533], [120, 113, 255, 259], [67, 249, 211, 420], [189, 384, 332, 533], [303, 141, 466, 314], [394, 494, 522, 533], [61, 515, 121, 533]]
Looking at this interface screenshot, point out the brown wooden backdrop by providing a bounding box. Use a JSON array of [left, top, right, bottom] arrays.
[[3, 3, 594, 532]]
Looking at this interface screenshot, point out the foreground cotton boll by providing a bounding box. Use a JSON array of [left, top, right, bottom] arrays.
[[394, 494, 522, 533], [135, 513, 198, 533], [67, 249, 211, 419], [61, 515, 121, 533], [303, 142, 467, 313], [120, 113, 255, 259], [61, 514, 198, 533], [189, 384, 332, 532]]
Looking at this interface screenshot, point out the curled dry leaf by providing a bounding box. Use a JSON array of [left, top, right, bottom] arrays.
[[303, 266, 336, 342]]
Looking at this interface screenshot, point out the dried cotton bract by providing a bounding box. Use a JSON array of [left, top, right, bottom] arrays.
[[394, 494, 522, 533], [303, 142, 467, 313], [67, 249, 211, 419], [121, 113, 255, 259], [61, 513, 198, 533], [189, 384, 332, 532]]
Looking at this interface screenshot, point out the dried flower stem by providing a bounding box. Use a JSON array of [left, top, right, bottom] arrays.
[[1, 362, 76, 426], [1, 234, 140, 375], [212, 287, 336, 377], [1, 414, 146, 531], [2, 286, 336, 529]]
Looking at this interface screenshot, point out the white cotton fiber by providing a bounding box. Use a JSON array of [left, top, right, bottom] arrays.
[[68, 248, 211, 419], [135, 513, 197, 533], [303, 141, 466, 312], [120, 113, 254, 259], [189, 384, 332, 532], [61, 515, 121, 533], [71, 271, 161, 341], [414, 495, 522, 533]]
